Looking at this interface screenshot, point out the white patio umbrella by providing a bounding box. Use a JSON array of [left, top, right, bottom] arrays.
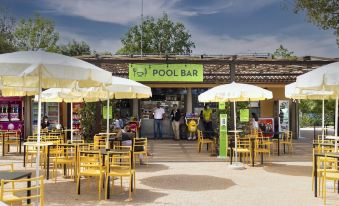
[[70, 76, 152, 148], [285, 82, 334, 139], [198, 82, 273, 168], [0, 51, 112, 188], [295, 62, 339, 151], [40, 76, 152, 148]]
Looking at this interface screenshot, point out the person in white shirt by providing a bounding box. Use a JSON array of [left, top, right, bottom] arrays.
[[153, 102, 165, 139]]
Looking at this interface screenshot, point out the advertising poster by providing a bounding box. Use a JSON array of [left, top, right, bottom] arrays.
[[102, 106, 112, 119], [258, 118, 274, 137], [219, 113, 228, 158], [278, 100, 289, 132], [240, 109, 249, 122]]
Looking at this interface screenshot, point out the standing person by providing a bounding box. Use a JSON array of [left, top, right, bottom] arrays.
[[202, 104, 213, 138], [41, 116, 50, 130], [250, 112, 259, 131], [153, 102, 165, 139], [170, 104, 181, 140]]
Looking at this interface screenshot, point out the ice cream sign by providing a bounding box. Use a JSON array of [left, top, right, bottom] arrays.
[[129, 64, 203, 82]]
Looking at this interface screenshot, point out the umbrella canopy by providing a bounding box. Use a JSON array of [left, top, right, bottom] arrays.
[[0, 51, 112, 192], [296, 62, 339, 91], [0, 51, 112, 89], [35, 77, 152, 147], [285, 82, 335, 100], [198, 82, 272, 102], [198, 82, 272, 168], [70, 76, 152, 99]]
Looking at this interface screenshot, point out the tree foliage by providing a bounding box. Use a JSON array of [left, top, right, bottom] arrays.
[[117, 14, 195, 55], [14, 14, 59, 51], [292, 0, 338, 44], [0, 7, 16, 53], [79, 102, 96, 141], [299, 99, 335, 126], [59, 39, 91, 56], [272, 45, 297, 60]]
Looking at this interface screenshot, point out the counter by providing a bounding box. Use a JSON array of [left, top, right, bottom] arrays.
[[140, 119, 174, 139]]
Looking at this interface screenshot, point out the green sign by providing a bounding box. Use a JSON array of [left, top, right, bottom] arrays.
[[240, 109, 249, 122], [129, 64, 203, 82], [219, 113, 228, 158], [102, 106, 112, 119], [219, 102, 225, 110]]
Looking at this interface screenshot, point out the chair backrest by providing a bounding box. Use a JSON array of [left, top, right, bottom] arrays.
[[133, 138, 147, 153], [78, 151, 103, 173], [237, 137, 251, 149], [284, 131, 293, 142], [0, 175, 44, 206], [197, 130, 203, 141], [67, 140, 85, 144], [94, 135, 106, 150], [114, 145, 132, 151], [107, 151, 132, 172], [44, 135, 61, 144], [0, 163, 13, 172]]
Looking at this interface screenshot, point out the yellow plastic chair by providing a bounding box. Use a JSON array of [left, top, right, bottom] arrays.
[[236, 136, 252, 164], [321, 155, 339, 205], [133, 138, 148, 166], [254, 136, 270, 162], [53, 145, 76, 182], [280, 131, 293, 154], [94, 135, 106, 150], [77, 150, 105, 200], [197, 130, 215, 153], [0, 175, 44, 206], [4, 131, 21, 153], [67, 140, 85, 144], [105, 150, 135, 200]]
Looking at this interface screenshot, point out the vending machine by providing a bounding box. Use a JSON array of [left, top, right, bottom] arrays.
[[0, 97, 24, 130]]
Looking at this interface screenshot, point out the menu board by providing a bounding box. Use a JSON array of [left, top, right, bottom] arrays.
[[278, 100, 289, 132]]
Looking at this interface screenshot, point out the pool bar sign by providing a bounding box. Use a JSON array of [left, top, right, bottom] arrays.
[[129, 64, 203, 82]]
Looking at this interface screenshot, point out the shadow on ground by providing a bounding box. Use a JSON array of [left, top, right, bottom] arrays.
[[141, 174, 235, 191], [264, 163, 312, 177], [44, 179, 167, 206]]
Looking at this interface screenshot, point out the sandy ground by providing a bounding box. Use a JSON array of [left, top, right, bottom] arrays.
[[0, 130, 338, 206]]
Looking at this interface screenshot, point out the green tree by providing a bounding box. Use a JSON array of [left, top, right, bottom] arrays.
[[0, 7, 16, 53], [272, 45, 297, 60], [291, 0, 338, 44], [117, 13, 195, 55], [299, 99, 335, 126], [59, 40, 91, 56], [14, 14, 59, 51], [79, 102, 96, 141]]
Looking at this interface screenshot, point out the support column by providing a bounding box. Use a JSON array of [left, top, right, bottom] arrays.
[[229, 62, 236, 129], [23, 96, 32, 139], [132, 99, 139, 117], [186, 88, 192, 114], [290, 100, 299, 139]]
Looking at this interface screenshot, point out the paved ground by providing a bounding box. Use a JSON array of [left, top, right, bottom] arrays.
[[0, 129, 338, 206]]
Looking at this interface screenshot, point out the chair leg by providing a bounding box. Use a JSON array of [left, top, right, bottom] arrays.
[[120, 176, 123, 191], [128, 176, 132, 200], [98, 175, 102, 200]]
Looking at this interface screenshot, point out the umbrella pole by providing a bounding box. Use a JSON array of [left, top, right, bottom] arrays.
[[322, 99, 325, 152], [233, 101, 238, 163], [335, 97, 338, 152], [106, 94, 110, 149], [71, 102, 73, 141], [36, 68, 42, 205]]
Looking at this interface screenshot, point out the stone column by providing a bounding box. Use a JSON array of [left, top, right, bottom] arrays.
[[132, 99, 139, 117], [186, 88, 192, 114]]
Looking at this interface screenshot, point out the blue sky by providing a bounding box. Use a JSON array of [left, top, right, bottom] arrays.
[[1, 0, 338, 57]]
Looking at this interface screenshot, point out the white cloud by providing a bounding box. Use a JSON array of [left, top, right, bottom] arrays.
[[43, 0, 180, 25], [191, 31, 338, 57], [42, 0, 278, 25], [56, 26, 122, 53]]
